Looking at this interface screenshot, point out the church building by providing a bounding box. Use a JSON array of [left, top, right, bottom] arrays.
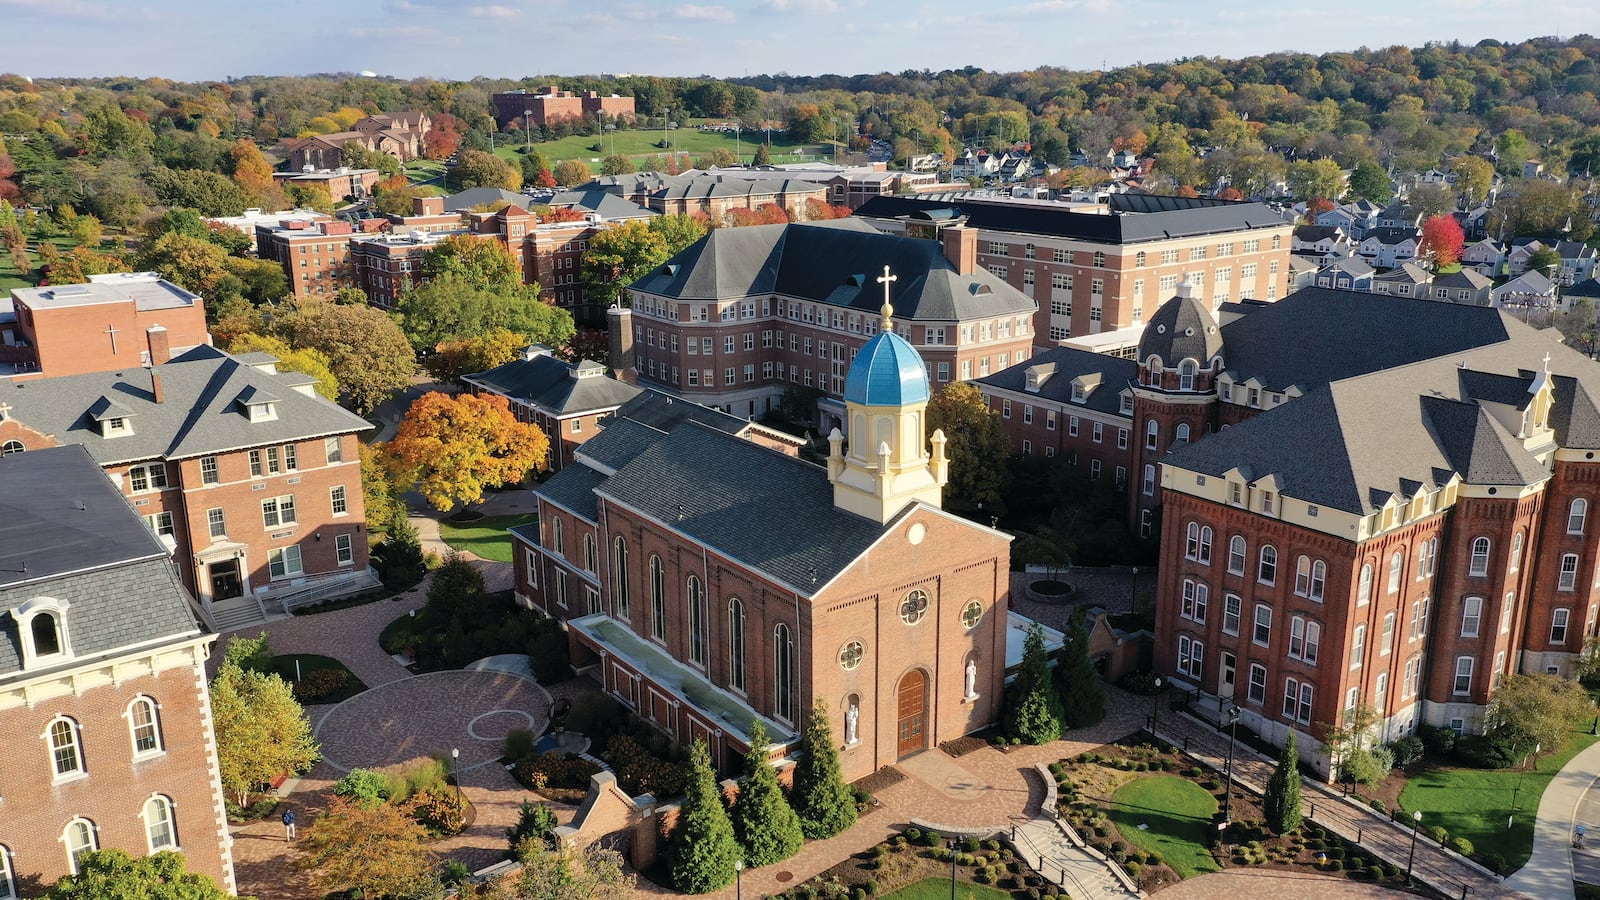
[[512, 275, 1011, 778]]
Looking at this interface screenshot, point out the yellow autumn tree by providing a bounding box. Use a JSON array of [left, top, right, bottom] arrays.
[[229, 139, 278, 208], [383, 392, 550, 512]]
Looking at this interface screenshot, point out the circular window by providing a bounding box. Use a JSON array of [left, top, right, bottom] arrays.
[[1156, 324, 1167, 334], [907, 522, 926, 545], [1184, 327, 1195, 336], [961, 599, 984, 629], [839, 640, 864, 671], [900, 589, 929, 626]]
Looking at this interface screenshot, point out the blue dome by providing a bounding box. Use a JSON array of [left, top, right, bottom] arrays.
[[844, 330, 931, 406]]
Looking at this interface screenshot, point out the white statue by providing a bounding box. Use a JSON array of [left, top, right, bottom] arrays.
[[965, 659, 978, 700], [845, 702, 859, 745]]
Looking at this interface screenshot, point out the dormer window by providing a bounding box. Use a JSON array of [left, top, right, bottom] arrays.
[[236, 386, 280, 422], [1071, 385, 1086, 403], [14, 596, 71, 667], [106, 418, 128, 433], [89, 395, 136, 438]]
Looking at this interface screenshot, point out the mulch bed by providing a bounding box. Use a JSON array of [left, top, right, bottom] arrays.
[[854, 766, 908, 795], [939, 735, 990, 758]]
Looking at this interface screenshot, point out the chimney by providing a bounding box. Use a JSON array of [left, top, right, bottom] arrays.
[[941, 225, 978, 275], [146, 325, 170, 366], [414, 195, 444, 216], [606, 304, 637, 384], [149, 365, 164, 404]]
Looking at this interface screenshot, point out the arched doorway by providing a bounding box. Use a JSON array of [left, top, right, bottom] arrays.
[[896, 670, 928, 758]]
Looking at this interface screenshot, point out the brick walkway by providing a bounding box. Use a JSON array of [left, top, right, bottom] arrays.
[[1150, 870, 1412, 899], [1152, 710, 1515, 899]]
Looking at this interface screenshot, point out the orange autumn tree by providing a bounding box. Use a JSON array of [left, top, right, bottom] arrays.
[[384, 392, 549, 512]]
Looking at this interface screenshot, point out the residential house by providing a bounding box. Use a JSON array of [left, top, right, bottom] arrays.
[[0, 445, 235, 894], [1427, 269, 1494, 306], [1313, 257, 1375, 291], [4, 273, 210, 378], [0, 346, 374, 628], [1556, 240, 1599, 286], [1292, 225, 1353, 260], [1314, 199, 1381, 239], [1370, 262, 1432, 299], [1357, 227, 1420, 269], [1374, 201, 1423, 231], [463, 346, 645, 472], [510, 338, 1009, 782], [1461, 239, 1506, 277], [1491, 271, 1559, 310]]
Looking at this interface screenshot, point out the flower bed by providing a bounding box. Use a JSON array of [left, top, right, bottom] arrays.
[[794, 827, 1057, 900]]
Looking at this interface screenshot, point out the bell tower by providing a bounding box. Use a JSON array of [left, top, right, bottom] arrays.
[[827, 266, 950, 524]]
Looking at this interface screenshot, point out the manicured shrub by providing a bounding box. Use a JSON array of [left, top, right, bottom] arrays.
[[792, 703, 857, 839], [504, 728, 535, 761], [1390, 734, 1425, 768], [1264, 730, 1303, 834], [1420, 723, 1457, 756], [1429, 825, 1450, 845], [669, 739, 740, 894], [332, 768, 391, 807], [1450, 836, 1474, 856], [291, 667, 351, 702], [506, 800, 558, 852]]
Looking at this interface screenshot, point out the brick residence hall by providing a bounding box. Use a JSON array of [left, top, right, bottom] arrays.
[[512, 298, 1014, 779], [0, 345, 373, 631], [975, 283, 1600, 777], [0, 445, 232, 895]]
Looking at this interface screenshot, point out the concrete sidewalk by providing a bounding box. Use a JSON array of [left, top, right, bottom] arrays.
[[1504, 737, 1600, 900]]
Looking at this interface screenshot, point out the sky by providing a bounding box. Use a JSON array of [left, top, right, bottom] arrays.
[[3, 0, 1598, 82]]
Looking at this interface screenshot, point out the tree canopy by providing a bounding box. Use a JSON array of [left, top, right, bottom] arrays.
[[926, 381, 1010, 520], [384, 391, 551, 511], [580, 219, 670, 309], [289, 303, 416, 414], [209, 661, 320, 806], [46, 850, 245, 900]]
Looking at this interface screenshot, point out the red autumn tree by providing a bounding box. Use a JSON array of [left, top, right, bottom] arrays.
[[1419, 214, 1465, 270], [383, 392, 550, 512], [424, 113, 464, 161], [533, 168, 557, 188], [1305, 197, 1337, 219], [1216, 187, 1244, 201]]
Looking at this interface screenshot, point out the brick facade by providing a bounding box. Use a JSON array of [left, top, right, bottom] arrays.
[[6, 274, 209, 378]]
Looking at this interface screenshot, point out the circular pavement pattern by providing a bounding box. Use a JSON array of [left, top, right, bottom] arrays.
[[314, 670, 551, 773]]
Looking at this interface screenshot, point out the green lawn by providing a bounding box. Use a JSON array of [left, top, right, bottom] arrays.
[[438, 512, 535, 563], [879, 877, 1012, 900], [0, 235, 120, 291], [492, 120, 829, 172], [1108, 775, 1220, 879], [1399, 729, 1599, 870], [268, 653, 367, 704]]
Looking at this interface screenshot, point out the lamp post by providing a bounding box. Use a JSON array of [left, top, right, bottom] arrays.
[[734, 126, 741, 164], [450, 747, 462, 810], [1130, 566, 1139, 614], [523, 110, 533, 158], [949, 837, 959, 900], [1407, 810, 1422, 885], [1222, 706, 1240, 824], [1149, 675, 1163, 730], [735, 859, 744, 900]]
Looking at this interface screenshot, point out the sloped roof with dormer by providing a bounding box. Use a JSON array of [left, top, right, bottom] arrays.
[[0, 445, 204, 682], [465, 351, 642, 418], [973, 345, 1137, 416], [0, 346, 371, 466], [629, 218, 1035, 322]]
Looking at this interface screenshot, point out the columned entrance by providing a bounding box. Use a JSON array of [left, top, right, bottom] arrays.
[[896, 669, 928, 758]]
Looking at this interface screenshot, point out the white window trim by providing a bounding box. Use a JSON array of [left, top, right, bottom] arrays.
[[125, 696, 164, 760]]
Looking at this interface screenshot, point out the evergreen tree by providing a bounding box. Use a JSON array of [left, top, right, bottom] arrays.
[[1055, 608, 1105, 728], [729, 721, 804, 866], [1264, 730, 1303, 834], [669, 739, 740, 894], [791, 702, 858, 839], [1005, 623, 1065, 743], [753, 143, 772, 166]]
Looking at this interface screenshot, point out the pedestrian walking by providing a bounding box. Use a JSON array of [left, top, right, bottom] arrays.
[[282, 807, 297, 842]]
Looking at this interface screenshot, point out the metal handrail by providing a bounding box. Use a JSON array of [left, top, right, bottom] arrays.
[[1007, 817, 1102, 900]]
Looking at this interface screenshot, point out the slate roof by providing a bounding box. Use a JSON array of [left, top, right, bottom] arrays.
[[2, 346, 372, 466], [630, 219, 1035, 321], [1163, 291, 1600, 515], [1293, 225, 1345, 243], [1138, 294, 1224, 366], [1432, 269, 1494, 291], [0, 445, 204, 681], [546, 189, 656, 221], [536, 462, 607, 522], [973, 345, 1137, 416], [465, 351, 642, 417], [444, 187, 529, 212], [853, 194, 1287, 245]]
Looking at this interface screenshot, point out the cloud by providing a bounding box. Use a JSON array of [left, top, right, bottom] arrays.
[[758, 0, 841, 13], [0, 0, 108, 18], [468, 3, 518, 17], [1017, 0, 1110, 13], [347, 24, 445, 40], [675, 3, 734, 22]]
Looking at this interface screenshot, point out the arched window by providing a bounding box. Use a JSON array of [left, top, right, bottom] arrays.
[[1227, 535, 1246, 574], [1571, 499, 1589, 535], [1, 440, 23, 455], [728, 597, 746, 693], [1272, 235, 1282, 249], [1198, 526, 1212, 564], [1141, 464, 1156, 496], [611, 536, 630, 619], [143, 795, 177, 851], [1357, 563, 1373, 605], [128, 697, 162, 756], [1388, 551, 1404, 593], [1093, 250, 1105, 268], [31, 612, 62, 656], [648, 555, 666, 641], [582, 533, 596, 572], [1310, 560, 1326, 601], [1145, 419, 1159, 450], [773, 623, 795, 722], [63, 818, 96, 875], [1510, 531, 1524, 573], [1175, 423, 1191, 445], [1294, 556, 1312, 596], [47, 717, 83, 778], [1186, 523, 1200, 560], [1135, 251, 1147, 268], [0, 842, 15, 899], [1258, 545, 1277, 584], [687, 576, 708, 667], [1178, 359, 1198, 391], [1469, 537, 1491, 576], [549, 517, 563, 554]]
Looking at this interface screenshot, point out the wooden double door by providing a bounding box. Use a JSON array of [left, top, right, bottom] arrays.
[[896, 670, 928, 758]]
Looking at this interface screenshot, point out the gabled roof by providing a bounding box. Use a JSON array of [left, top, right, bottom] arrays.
[[545, 189, 655, 221], [1, 346, 371, 466], [444, 187, 529, 212], [1363, 227, 1420, 246], [1494, 271, 1556, 297], [1432, 269, 1494, 291], [1320, 257, 1374, 277], [0, 445, 204, 681], [1373, 262, 1431, 286], [1293, 225, 1346, 243], [629, 219, 1035, 321], [1564, 277, 1600, 299]]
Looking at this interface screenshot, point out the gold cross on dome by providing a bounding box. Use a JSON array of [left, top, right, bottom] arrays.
[[876, 265, 897, 330]]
